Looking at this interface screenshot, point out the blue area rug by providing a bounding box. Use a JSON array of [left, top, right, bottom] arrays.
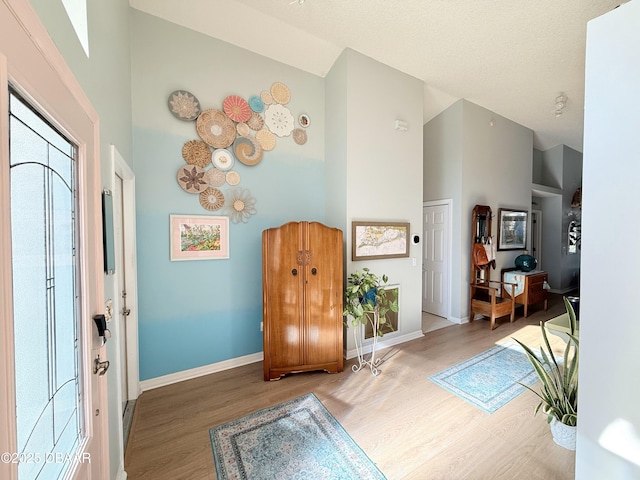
[[429, 342, 540, 413], [210, 393, 386, 480]]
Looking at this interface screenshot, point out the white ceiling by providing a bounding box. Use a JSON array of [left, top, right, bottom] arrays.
[[130, 0, 622, 152]]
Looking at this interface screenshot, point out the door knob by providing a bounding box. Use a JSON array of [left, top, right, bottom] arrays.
[[292, 268, 298, 276], [311, 268, 317, 275], [93, 356, 110, 376]]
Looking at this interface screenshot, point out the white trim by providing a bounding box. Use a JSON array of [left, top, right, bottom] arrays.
[[111, 145, 141, 400], [115, 463, 127, 480], [0, 51, 18, 480], [422, 199, 453, 320], [344, 330, 424, 360], [140, 352, 264, 392]]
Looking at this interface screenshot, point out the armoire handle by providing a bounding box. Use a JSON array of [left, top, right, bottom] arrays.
[[311, 267, 317, 275], [292, 268, 298, 276]]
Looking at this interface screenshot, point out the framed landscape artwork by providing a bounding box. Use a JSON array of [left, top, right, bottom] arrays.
[[352, 221, 410, 261], [497, 208, 527, 251], [170, 214, 229, 261]]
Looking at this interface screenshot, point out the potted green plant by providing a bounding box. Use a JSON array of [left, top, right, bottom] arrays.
[[513, 297, 579, 450], [343, 268, 398, 337]]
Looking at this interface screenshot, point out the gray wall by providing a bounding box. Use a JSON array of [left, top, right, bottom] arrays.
[[424, 99, 533, 322], [535, 144, 582, 292], [578, 2, 640, 478], [327, 49, 425, 352]]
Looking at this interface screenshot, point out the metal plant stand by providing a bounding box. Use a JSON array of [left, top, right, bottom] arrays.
[[352, 308, 381, 376]]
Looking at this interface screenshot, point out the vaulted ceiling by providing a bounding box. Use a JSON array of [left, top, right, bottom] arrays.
[[130, 0, 622, 152]]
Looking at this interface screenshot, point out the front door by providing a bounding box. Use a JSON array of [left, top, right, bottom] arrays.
[[1, 3, 108, 478], [422, 203, 450, 318]]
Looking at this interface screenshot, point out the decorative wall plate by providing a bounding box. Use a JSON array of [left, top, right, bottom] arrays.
[[264, 104, 295, 137], [196, 109, 236, 148], [247, 112, 264, 131], [248, 95, 264, 113], [260, 90, 273, 105], [168, 90, 200, 121], [182, 140, 212, 167], [223, 95, 252, 123], [199, 187, 225, 211], [204, 167, 226, 187], [292, 128, 307, 145], [236, 122, 251, 137], [177, 165, 207, 193], [233, 136, 263, 166], [226, 170, 241, 186], [212, 148, 235, 171], [270, 82, 291, 105], [298, 113, 310, 128], [256, 129, 276, 151]]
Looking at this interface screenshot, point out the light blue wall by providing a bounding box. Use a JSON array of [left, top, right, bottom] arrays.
[[130, 11, 326, 380]]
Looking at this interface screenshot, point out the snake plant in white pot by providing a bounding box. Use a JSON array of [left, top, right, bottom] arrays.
[[513, 297, 579, 450]]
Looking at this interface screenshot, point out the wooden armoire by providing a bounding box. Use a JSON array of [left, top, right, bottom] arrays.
[[262, 221, 344, 381]]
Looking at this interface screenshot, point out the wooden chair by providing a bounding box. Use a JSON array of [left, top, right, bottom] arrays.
[[470, 280, 516, 330], [468, 205, 517, 330]]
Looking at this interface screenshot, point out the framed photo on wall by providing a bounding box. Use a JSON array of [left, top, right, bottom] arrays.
[[497, 208, 527, 251], [352, 221, 410, 260], [170, 214, 229, 261]]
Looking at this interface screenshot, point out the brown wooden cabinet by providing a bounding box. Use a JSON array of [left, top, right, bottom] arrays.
[[501, 268, 548, 317], [262, 221, 344, 381]]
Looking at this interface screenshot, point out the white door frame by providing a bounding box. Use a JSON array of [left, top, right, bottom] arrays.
[[111, 145, 140, 402], [423, 199, 453, 321]]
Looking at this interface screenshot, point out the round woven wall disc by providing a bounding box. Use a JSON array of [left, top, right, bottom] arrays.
[[196, 109, 236, 148]]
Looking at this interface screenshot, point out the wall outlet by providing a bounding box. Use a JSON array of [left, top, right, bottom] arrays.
[[260, 321, 263, 332], [412, 257, 417, 267]]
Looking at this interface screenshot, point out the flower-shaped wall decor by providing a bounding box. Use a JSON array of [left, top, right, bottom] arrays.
[[224, 188, 257, 224], [264, 104, 295, 138]]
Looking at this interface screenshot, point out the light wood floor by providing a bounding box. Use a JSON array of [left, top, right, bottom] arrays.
[[124, 294, 575, 480]]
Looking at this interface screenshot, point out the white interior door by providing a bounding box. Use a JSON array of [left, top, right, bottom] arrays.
[[1, 2, 108, 479], [111, 146, 139, 405], [422, 202, 450, 318], [113, 175, 128, 411]]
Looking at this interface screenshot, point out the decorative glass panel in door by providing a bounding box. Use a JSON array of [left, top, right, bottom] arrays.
[[9, 90, 83, 479]]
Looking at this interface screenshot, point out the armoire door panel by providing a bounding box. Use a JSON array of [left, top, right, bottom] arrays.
[[262, 223, 304, 370], [304, 222, 343, 366]]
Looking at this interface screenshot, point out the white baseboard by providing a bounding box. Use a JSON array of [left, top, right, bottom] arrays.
[[140, 352, 263, 391], [115, 463, 127, 480], [344, 330, 424, 360], [141, 330, 435, 390]]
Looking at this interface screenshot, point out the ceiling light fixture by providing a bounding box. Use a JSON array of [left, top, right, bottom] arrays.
[[555, 93, 567, 117]]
